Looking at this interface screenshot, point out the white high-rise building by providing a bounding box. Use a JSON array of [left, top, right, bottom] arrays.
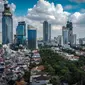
[[73, 34, 76, 45]]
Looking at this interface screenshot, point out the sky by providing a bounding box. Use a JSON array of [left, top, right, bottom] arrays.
[[8, 0, 85, 16], [0, 0, 85, 39]]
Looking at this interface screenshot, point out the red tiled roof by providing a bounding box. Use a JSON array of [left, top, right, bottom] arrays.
[[32, 65, 45, 71], [37, 65, 45, 70]]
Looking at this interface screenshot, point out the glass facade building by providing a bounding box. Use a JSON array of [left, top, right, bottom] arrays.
[[2, 4, 13, 44], [28, 25, 37, 50], [62, 26, 69, 45], [43, 21, 51, 43], [66, 21, 73, 45], [48, 24, 51, 42], [16, 21, 26, 45], [43, 21, 49, 42]]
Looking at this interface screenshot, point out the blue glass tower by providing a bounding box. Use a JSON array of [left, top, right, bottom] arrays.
[[2, 3, 13, 44], [28, 25, 37, 50], [16, 21, 26, 45]]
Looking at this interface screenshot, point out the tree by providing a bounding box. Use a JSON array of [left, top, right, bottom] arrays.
[[39, 48, 85, 85], [50, 76, 60, 85]]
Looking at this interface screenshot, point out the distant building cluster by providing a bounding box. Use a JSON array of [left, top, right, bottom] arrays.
[[79, 38, 85, 45], [54, 21, 76, 48], [1, 0, 53, 50], [2, 1, 37, 50], [2, 0, 85, 49], [62, 21, 76, 46]]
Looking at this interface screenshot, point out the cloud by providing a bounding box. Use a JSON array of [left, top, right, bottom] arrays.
[[69, 0, 85, 3], [0, 0, 4, 12], [64, 5, 73, 10], [70, 12, 85, 38], [10, 3, 16, 13], [64, 5, 78, 10], [1, 0, 85, 38], [80, 8, 85, 13], [27, 0, 70, 26], [25, 0, 72, 38]]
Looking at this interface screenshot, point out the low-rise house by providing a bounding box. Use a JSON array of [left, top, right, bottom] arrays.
[[31, 75, 50, 85]]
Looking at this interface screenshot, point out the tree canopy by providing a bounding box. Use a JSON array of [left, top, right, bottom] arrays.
[[39, 48, 85, 85]]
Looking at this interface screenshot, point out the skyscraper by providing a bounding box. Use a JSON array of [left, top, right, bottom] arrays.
[[2, 2, 13, 44], [62, 26, 69, 45], [16, 21, 26, 45], [43, 21, 49, 43], [48, 24, 51, 42], [73, 34, 76, 45], [43, 21, 51, 43], [66, 21, 73, 45], [28, 25, 37, 50], [57, 35, 63, 46]]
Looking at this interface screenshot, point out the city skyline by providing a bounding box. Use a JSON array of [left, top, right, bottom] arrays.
[[0, 0, 85, 39]]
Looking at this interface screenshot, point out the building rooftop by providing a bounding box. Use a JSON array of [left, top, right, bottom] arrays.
[[33, 75, 49, 81], [28, 25, 36, 30]]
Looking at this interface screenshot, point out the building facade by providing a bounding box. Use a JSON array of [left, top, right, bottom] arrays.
[[28, 25, 37, 50], [16, 21, 26, 45], [62, 26, 69, 45], [79, 38, 85, 45], [48, 24, 51, 42], [2, 3, 13, 44], [66, 21, 73, 45], [73, 34, 76, 45], [43, 21, 49, 42], [56, 35, 63, 46], [43, 21, 51, 43]]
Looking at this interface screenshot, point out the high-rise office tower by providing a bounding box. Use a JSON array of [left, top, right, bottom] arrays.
[[48, 24, 51, 42], [57, 35, 63, 46], [62, 26, 69, 45], [79, 38, 83, 45], [66, 21, 73, 45], [73, 34, 76, 45], [28, 25, 37, 50], [16, 21, 26, 45], [43, 21, 49, 43], [2, 1, 13, 44], [43, 21, 51, 43]]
